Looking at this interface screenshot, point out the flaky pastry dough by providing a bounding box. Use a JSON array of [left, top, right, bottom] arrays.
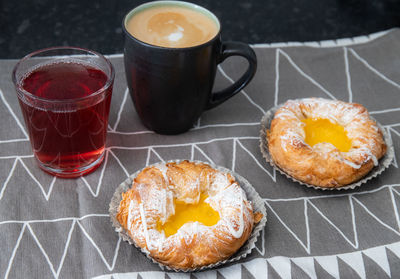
[[267, 98, 387, 188], [116, 160, 262, 269]]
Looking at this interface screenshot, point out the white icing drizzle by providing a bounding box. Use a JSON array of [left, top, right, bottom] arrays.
[[127, 200, 135, 232], [193, 177, 201, 203], [127, 161, 252, 254], [157, 231, 166, 252], [159, 189, 167, 223], [276, 98, 382, 167], [167, 190, 175, 216], [332, 153, 362, 169], [209, 182, 248, 239], [358, 147, 379, 166], [343, 159, 362, 169], [279, 129, 304, 152], [226, 192, 244, 239], [139, 203, 151, 249], [137, 204, 165, 252], [371, 154, 378, 166]]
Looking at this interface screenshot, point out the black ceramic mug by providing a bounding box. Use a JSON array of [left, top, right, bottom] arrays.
[[123, 1, 257, 134]]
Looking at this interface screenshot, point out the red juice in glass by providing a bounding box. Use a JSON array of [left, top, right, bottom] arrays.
[[13, 47, 114, 178]]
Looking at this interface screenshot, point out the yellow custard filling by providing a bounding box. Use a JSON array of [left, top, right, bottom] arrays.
[[302, 118, 352, 152], [157, 194, 220, 237]]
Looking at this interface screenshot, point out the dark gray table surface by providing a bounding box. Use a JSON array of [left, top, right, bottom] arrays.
[[1, 0, 400, 58]]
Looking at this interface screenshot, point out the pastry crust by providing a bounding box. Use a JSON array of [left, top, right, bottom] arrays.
[[116, 160, 258, 269], [267, 98, 387, 188]]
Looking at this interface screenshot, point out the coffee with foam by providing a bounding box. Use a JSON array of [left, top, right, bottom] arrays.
[[126, 5, 219, 48]]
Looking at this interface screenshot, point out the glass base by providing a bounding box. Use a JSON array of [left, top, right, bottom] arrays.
[[37, 152, 105, 178]]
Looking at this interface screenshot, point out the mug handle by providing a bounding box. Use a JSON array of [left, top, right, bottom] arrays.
[[205, 41, 257, 110]]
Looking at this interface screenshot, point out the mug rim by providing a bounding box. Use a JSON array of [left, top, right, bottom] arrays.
[[11, 46, 115, 104], [122, 0, 222, 50]]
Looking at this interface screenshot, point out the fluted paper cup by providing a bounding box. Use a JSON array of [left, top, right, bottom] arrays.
[[109, 160, 267, 272], [259, 104, 394, 190]]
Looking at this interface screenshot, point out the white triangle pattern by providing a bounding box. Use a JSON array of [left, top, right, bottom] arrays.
[[2, 215, 119, 279], [264, 183, 400, 256], [92, 241, 400, 279], [265, 200, 310, 253], [274, 49, 337, 107], [243, 258, 268, 279], [268, 256, 291, 279], [91, 275, 111, 279], [27, 221, 75, 278], [363, 246, 391, 277], [338, 251, 366, 279], [113, 273, 138, 279], [315, 255, 339, 279], [218, 263, 241, 279], [291, 257, 317, 279], [387, 241, 400, 258], [166, 273, 190, 279], [193, 270, 217, 279], [0, 88, 29, 139], [307, 197, 358, 249], [136, 271, 165, 279]]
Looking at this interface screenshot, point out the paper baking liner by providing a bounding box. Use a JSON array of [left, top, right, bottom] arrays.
[[259, 104, 395, 191], [109, 160, 267, 272]]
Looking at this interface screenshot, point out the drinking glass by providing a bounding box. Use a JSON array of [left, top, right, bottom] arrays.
[[12, 47, 114, 178]]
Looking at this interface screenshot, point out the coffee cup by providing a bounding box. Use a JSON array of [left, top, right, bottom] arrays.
[[123, 0, 257, 134]]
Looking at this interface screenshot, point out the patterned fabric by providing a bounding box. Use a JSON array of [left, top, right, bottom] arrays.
[[0, 29, 399, 279]]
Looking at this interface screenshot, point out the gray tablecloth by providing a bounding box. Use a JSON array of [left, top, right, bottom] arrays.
[[1, 29, 400, 279]]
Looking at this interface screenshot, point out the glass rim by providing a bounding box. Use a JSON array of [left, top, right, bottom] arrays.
[[12, 46, 115, 104], [123, 0, 221, 50]]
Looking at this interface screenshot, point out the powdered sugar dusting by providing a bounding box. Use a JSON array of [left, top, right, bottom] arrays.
[[125, 161, 254, 255], [180, 177, 201, 204], [210, 172, 231, 193], [155, 163, 169, 184], [275, 98, 383, 169], [175, 221, 209, 246], [279, 129, 305, 152], [208, 182, 251, 239]]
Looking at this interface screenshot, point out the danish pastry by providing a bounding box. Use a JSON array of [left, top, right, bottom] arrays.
[[116, 160, 262, 269], [267, 98, 387, 188]]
